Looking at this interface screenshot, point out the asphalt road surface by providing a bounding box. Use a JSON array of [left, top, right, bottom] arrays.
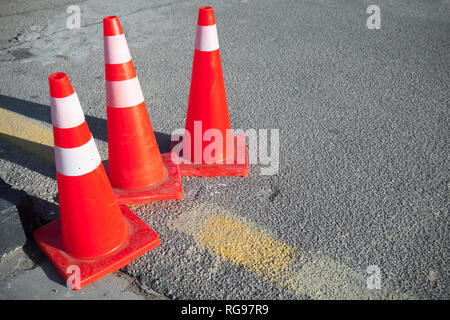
[[0, 0, 448, 299]]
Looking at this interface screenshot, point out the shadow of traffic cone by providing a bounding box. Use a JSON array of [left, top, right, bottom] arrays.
[[103, 16, 183, 204], [33, 73, 160, 290], [170, 6, 249, 177]]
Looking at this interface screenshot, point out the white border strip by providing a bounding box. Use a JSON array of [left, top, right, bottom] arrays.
[[55, 137, 101, 176], [50, 92, 85, 129], [105, 77, 145, 108], [104, 34, 132, 65], [195, 25, 219, 52]]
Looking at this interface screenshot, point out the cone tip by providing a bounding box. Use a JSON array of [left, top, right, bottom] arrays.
[[49, 72, 75, 98], [198, 6, 215, 26], [103, 16, 123, 36]]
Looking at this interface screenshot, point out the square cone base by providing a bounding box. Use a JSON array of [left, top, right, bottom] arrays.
[[33, 205, 160, 290], [170, 134, 249, 177], [112, 152, 183, 205]]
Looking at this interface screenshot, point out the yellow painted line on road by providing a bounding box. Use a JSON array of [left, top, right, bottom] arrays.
[[169, 202, 410, 300], [0, 108, 54, 162]]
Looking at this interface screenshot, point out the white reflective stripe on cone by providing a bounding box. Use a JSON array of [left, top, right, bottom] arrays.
[[50, 92, 85, 129], [105, 77, 145, 108], [104, 34, 132, 65], [55, 137, 101, 176], [195, 25, 219, 52]]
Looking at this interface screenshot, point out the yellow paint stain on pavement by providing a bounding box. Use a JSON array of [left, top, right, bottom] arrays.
[[169, 202, 411, 300], [0, 108, 54, 162], [196, 214, 295, 283]]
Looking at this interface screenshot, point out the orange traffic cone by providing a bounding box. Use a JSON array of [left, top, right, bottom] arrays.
[[171, 6, 249, 177], [103, 16, 182, 204], [33, 73, 160, 290]]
